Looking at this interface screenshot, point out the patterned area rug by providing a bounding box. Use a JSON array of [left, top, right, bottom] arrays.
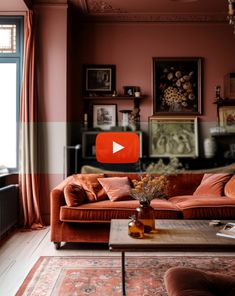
[[16, 256, 235, 296]]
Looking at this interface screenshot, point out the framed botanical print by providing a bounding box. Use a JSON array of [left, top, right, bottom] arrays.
[[83, 64, 116, 96], [153, 57, 202, 115], [219, 106, 235, 132], [93, 104, 117, 130], [149, 116, 199, 157]]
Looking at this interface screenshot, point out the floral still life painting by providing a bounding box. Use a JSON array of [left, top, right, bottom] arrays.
[[153, 58, 202, 115]]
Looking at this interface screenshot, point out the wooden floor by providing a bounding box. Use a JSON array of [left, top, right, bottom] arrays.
[[0, 227, 234, 296]]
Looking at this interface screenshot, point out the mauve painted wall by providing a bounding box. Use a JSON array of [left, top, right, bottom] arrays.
[[36, 5, 67, 223], [71, 22, 235, 138]]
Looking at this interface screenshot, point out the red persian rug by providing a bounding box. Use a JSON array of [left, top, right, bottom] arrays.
[[16, 256, 235, 296]]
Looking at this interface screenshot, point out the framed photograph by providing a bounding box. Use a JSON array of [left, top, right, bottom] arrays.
[[149, 116, 198, 157], [123, 86, 139, 96], [153, 57, 202, 115], [219, 106, 235, 132], [93, 104, 117, 130], [83, 64, 116, 95]]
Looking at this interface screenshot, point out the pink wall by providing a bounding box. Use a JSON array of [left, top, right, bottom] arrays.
[[71, 22, 235, 133], [36, 4, 67, 223]]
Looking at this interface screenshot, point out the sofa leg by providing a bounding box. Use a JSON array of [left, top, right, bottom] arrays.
[[54, 242, 61, 250]]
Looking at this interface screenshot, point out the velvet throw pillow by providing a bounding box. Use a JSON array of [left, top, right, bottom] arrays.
[[193, 173, 232, 197], [98, 177, 133, 202], [224, 175, 235, 198], [75, 174, 107, 202], [64, 184, 86, 207]]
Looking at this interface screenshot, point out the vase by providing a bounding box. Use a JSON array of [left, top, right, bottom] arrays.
[[204, 137, 217, 158], [128, 216, 144, 239], [136, 201, 155, 233]]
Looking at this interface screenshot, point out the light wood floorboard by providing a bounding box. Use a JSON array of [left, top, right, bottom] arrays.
[[0, 227, 234, 296]]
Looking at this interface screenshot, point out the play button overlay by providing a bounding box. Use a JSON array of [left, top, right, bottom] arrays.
[[96, 132, 140, 163], [113, 141, 124, 154]]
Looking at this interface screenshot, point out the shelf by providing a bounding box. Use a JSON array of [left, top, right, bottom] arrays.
[[82, 95, 145, 100], [213, 99, 235, 106]]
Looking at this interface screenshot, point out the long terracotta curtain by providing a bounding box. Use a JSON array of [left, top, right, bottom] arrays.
[[19, 11, 43, 229]]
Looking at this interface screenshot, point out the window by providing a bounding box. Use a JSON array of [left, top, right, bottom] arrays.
[[0, 17, 23, 172]]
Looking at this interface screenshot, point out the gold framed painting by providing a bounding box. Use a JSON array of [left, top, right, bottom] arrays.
[[219, 106, 235, 132], [149, 116, 199, 157]]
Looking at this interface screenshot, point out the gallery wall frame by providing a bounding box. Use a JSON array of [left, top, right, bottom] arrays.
[[153, 57, 202, 115], [219, 106, 235, 133], [92, 104, 117, 130], [83, 64, 116, 96], [149, 116, 199, 157]]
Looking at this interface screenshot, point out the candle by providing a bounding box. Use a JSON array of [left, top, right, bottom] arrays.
[[84, 113, 88, 121]]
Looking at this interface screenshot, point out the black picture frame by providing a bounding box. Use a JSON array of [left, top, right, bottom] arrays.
[[153, 57, 202, 115], [83, 64, 116, 96]]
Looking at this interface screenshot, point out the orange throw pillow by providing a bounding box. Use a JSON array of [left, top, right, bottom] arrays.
[[64, 184, 86, 207], [75, 174, 107, 202], [193, 173, 232, 197], [98, 177, 132, 202], [224, 175, 235, 198]]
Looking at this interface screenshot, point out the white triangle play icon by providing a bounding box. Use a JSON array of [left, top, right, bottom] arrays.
[[113, 141, 124, 154]]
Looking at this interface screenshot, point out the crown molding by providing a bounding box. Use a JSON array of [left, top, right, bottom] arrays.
[[82, 13, 227, 23], [33, 0, 68, 4], [72, 0, 227, 23]]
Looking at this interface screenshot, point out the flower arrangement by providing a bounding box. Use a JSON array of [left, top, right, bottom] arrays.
[[131, 175, 168, 204], [159, 66, 197, 112]]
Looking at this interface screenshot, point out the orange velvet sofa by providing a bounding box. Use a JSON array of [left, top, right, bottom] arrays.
[[50, 173, 235, 249]]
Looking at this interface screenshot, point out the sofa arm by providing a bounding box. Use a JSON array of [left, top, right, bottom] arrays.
[[50, 188, 66, 246]]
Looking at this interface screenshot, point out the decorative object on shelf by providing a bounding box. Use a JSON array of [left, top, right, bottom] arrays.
[[149, 116, 199, 158], [153, 57, 202, 115], [227, 0, 235, 34], [92, 104, 117, 130], [112, 90, 118, 97], [131, 175, 168, 233], [119, 109, 132, 130], [204, 137, 217, 158], [219, 106, 235, 132], [224, 73, 235, 98], [129, 107, 140, 131], [134, 91, 141, 97], [215, 85, 222, 101], [83, 64, 116, 96], [123, 86, 139, 96], [128, 215, 144, 239], [83, 113, 88, 130], [146, 157, 184, 174]]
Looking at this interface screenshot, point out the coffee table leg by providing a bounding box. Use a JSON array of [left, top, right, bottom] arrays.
[[121, 251, 126, 296]]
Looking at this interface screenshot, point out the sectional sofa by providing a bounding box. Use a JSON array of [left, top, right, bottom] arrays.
[[50, 173, 235, 249]]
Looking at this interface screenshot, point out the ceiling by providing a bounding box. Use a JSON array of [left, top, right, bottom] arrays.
[[70, 0, 228, 22]]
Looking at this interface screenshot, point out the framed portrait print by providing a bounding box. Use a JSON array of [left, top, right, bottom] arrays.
[[93, 104, 117, 130], [219, 106, 235, 132], [153, 57, 202, 115], [149, 116, 198, 157], [83, 64, 116, 96]]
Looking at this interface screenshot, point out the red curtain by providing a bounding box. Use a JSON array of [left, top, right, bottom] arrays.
[[19, 11, 43, 229]]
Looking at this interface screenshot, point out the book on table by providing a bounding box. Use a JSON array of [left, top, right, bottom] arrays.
[[216, 223, 235, 239]]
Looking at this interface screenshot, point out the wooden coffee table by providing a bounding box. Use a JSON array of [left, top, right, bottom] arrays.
[[109, 219, 235, 296]]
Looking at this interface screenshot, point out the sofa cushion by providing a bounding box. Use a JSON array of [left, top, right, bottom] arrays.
[[175, 196, 235, 219], [225, 175, 235, 198], [193, 173, 232, 197], [64, 184, 86, 207], [98, 177, 133, 201], [166, 174, 203, 197], [60, 199, 181, 222], [74, 174, 107, 202]]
